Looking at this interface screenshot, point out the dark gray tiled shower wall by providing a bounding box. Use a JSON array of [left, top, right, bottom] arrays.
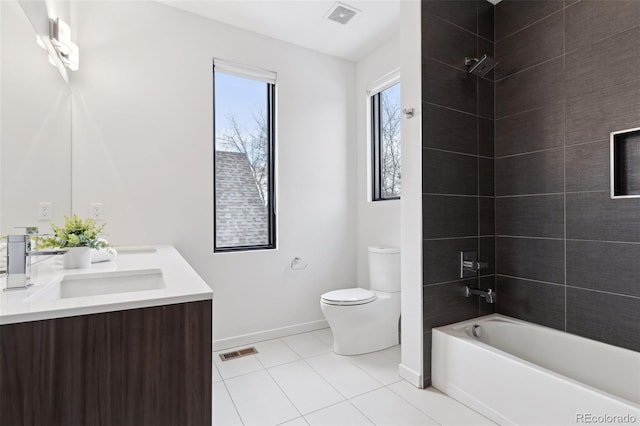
[[421, 0, 640, 384], [493, 0, 640, 353], [421, 0, 495, 384]]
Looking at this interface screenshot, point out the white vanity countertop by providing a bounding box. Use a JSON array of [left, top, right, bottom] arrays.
[[0, 245, 213, 325]]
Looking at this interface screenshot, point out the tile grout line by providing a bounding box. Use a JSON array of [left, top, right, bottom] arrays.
[[494, 54, 563, 84], [565, 285, 640, 300], [564, 21, 640, 56], [424, 146, 493, 160], [259, 352, 306, 423], [563, 4, 568, 332], [495, 8, 563, 44], [497, 273, 565, 287], [219, 376, 247, 426]]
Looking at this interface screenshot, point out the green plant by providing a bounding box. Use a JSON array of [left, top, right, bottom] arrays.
[[35, 214, 108, 249]]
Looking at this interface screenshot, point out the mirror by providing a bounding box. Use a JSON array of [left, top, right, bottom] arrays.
[[0, 0, 72, 236]]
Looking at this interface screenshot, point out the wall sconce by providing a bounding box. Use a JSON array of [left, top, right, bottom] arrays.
[[49, 18, 79, 71]]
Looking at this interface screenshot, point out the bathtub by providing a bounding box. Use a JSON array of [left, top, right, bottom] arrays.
[[432, 314, 640, 425]]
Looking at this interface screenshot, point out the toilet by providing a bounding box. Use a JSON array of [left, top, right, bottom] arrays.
[[320, 246, 400, 355]]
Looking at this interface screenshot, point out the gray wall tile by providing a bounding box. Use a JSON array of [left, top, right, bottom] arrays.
[[495, 102, 564, 157], [478, 76, 494, 119], [422, 1, 478, 35], [567, 240, 640, 297], [423, 58, 478, 114], [496, 195, 564, 238], [479, 158, 494, 197], [565, 78, 640, 146], [566, 192, 640, 242], [565, 0, 640, 53], [424, 279, 481, 329], [479, 198, 495, 236], [566, 288, 640, 352], [423, 149, 478, 195], [423, 195, 478, 239], [496, 237, 564, 284], [478, 0, 495, 42], [423, 104, 478, 155], [565, 141, 610, 192], [423, 12, 478, 71], [496, 276, 565, 330], [423, 331, 433, 385], [495, 149, 564, 196], [495, 57, 564, 118], [479, 236, 496, 276], [565, 26, 640, 99], [479, 117, 495, 157], [421, 1, 495, 375], [494, 0, 563, 42], [495, 11, 563, 80], [423, 238, 479, 285]]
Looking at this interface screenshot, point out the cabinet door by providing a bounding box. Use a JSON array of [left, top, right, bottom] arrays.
[[0, 300, 212, 426]]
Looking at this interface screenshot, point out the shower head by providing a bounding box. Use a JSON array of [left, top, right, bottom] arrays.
[[465, 54, 497, 77]]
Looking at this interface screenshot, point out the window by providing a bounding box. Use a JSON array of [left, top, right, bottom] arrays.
[[371, 82, 401, 201], [213, 60, 276, 252]]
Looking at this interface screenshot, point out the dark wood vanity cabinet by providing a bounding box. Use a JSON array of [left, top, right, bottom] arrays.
[[0, 300, 212, 426]]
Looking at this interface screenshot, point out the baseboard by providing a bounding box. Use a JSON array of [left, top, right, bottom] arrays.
[[213, 319, 329, 351], [399, 363, 424, 388]]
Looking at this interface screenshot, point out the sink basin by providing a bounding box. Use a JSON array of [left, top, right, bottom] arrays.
[[25, 269, 166, 302]]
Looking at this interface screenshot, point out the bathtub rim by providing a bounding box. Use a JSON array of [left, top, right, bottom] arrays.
[[432, 313, 640, 408]]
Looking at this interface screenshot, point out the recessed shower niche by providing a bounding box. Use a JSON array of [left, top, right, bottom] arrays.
[[610, 127, 640, 199]]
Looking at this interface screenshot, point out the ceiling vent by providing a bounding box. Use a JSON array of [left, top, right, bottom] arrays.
[[326, 2, 359, 25]]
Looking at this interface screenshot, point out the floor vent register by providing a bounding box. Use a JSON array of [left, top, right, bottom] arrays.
[[219, 347, 258, 361]]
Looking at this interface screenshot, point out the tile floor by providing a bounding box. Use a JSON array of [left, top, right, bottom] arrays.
[[213, 328, 495, 426]]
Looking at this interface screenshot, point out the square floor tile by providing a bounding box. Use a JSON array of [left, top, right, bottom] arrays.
[[349, 352, 401, 385], [378, 345, 401, 363], [269, 360, 344, 414], [213, 382, 243, 426], [350, 388, 438, 426], [305, 401, 373, 426], [279, 417, 309, 426], [254, 339, 301, 368], [388, 382, 496, 425], [214, 350, 264, 380], [213, 363, 223, 383], [282, 333, 332, 358], [305, 353, 383, 398], [310, 328, 334, 347], [225, 370, 300, 425]]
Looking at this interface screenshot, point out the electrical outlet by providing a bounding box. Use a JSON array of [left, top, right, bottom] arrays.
[[37, 202, 53, 220], [90, 203, 104, 220]]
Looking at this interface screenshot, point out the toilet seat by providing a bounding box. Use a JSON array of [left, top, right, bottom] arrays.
[[321, 288, 377, 306]]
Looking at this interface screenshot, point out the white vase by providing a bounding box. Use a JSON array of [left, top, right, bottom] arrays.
[[63, 247, 91, 269]]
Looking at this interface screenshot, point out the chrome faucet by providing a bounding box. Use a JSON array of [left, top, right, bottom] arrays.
[[464, 286, 496, 304], [4, 228, 66, 290]]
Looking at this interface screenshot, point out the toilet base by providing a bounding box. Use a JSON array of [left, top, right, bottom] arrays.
[[321, 292, 400, 356]]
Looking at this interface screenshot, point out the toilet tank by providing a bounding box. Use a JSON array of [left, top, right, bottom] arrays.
[[368, 246, 400, 292]]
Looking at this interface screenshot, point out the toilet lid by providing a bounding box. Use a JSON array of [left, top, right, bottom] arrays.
[[321, 288, 376, 306]]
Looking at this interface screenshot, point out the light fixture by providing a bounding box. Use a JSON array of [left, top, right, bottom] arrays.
[[49, 17, 79, 71]]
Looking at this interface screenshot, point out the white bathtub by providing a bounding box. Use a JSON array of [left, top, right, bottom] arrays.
[[432, 314, 640, 425]]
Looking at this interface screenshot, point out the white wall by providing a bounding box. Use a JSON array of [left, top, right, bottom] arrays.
[[71, 1, 357, 348], [399, 0, 424, 387], [355, 35, 401, 288], [1, 0, 71, 237]]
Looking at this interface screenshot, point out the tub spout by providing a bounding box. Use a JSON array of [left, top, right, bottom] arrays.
[[464, 286, 495, 304]]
